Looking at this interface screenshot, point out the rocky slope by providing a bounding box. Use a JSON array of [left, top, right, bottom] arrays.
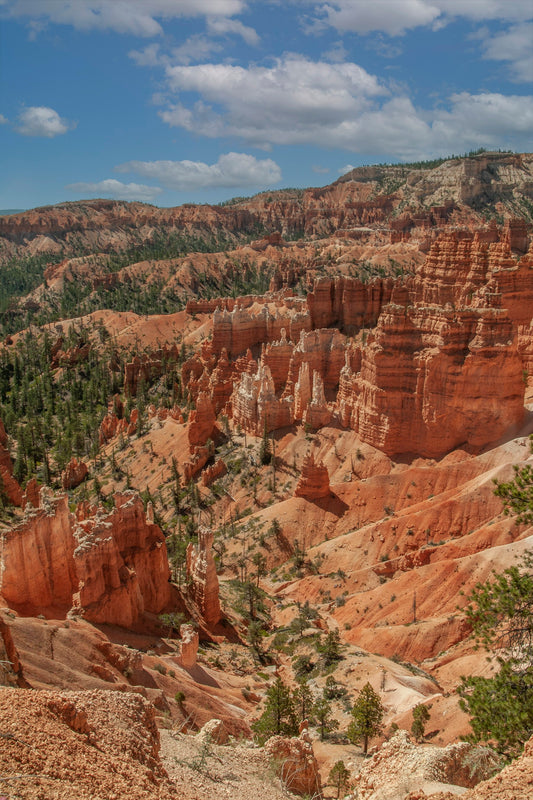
[[1, 151, 533, 798], [1, 151, 531, 264]]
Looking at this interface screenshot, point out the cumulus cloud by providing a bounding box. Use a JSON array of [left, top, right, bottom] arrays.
[[2, 0, 246, 37], [482, 23, 533, 82], [116, 152, 281, 191], [316, 0, 439, 36], [66, 179, 162, 202], [206, 16, 259, 45], [160, 56, 386, 147], [130, 36, 223, 67], [311, 0, 533, 36], [15, 106, 74, 137], [156, 54, 533, 158]]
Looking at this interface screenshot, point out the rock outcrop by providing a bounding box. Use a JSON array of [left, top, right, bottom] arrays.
[[0, 688, 178, 799], [337, 303, 524, 457], [201, 458, 227, 487], [177, 624, 199, 669], [0, 490, 171, 625], [354, 730, 496, 800], [124, 345, 180, 396], [187, 392, 217, 449], [62, 457, 89, 489], [294, 453, 331, 499], [264, 730, 322, 797], [232, 360, 293, 434], [449, 733, 533, 800], [186, 528, 221, 627]]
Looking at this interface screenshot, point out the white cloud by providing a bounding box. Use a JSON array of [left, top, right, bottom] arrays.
[[482, 23, 533, 82], [338, 164, 355, 174], [130, 36, 223, 67], [312, 165, 330, 173], [436, 1, 533, 23], [0, 114, 8, 124], [206, 16, 259, 45], [15, 106, 74, 137], [160, 56, 386, 147], [311, 0, 533, 36], [317, 0, 439, 36], [116, 152, 281, 191], [66, 179, 162, 202], [129, 43, 164, 67], [321, 40, 348, 62], [2, 0, 246, 37], [156, 54, 533, 157]]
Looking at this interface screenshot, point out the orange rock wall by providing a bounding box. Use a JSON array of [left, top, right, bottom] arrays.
[[0, 491, 170, 625], [186, 528, 221, 627], [338, 304, 524, 457]]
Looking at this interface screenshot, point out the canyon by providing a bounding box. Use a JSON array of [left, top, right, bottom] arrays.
[[1, 151, 533, 799]]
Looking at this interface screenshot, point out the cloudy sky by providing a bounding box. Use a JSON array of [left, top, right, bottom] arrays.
[[1, 0, 532, 209]]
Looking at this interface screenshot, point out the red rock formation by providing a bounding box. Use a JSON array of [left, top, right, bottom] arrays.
[[264, 730, 322, 797], [0, 490, 170, 625], [99, 411, 119, 444], [207, 349, 235, 413], [290, 328, 347, 393], [62, 457, 89, 489], [307, 275, 396, 332], [187, 392, 217, 449], [186, 527, 221, 627], [72, 493, 171, 626], [263, 329, 295, 392], [294, 362, 311, 420], [212, 297, 311, 357], [304, 370, 332, 429], [231, 360, 293, 434], [201, 458, 227, 487], [250, 231, 287, 250], [177, 623, 199, 669], [337, 303, 524, 458], [294, 453, 331, 499], [182, 442, 215, 484], [22, 477, 40, 509], [0, 491, 78, 613], [124, 345, 179, 396]]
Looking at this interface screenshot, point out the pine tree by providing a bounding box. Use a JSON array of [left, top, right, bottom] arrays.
[[347, 683, 384, 755], [319, 628, 343, 666], [328, 760, 350, 799], [294, 678, 314, 722], [252, 677, 298, 744], [313, 693, 339, 741], [457, 548, 533, 759], [411, 703, 431, 742]]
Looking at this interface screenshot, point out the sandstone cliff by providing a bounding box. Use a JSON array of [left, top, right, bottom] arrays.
[[0, 489, 171, 625], [186, 527, 221, 627]]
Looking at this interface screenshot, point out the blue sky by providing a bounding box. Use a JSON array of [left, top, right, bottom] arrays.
[[1, 0, 532, 210]]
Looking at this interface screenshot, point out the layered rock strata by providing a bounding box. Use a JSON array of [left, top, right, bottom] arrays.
[[0, 490, 171, 625], [337, 303, 524, 457], [186, 528, 221, 627], [294, 454, 331, 499]]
